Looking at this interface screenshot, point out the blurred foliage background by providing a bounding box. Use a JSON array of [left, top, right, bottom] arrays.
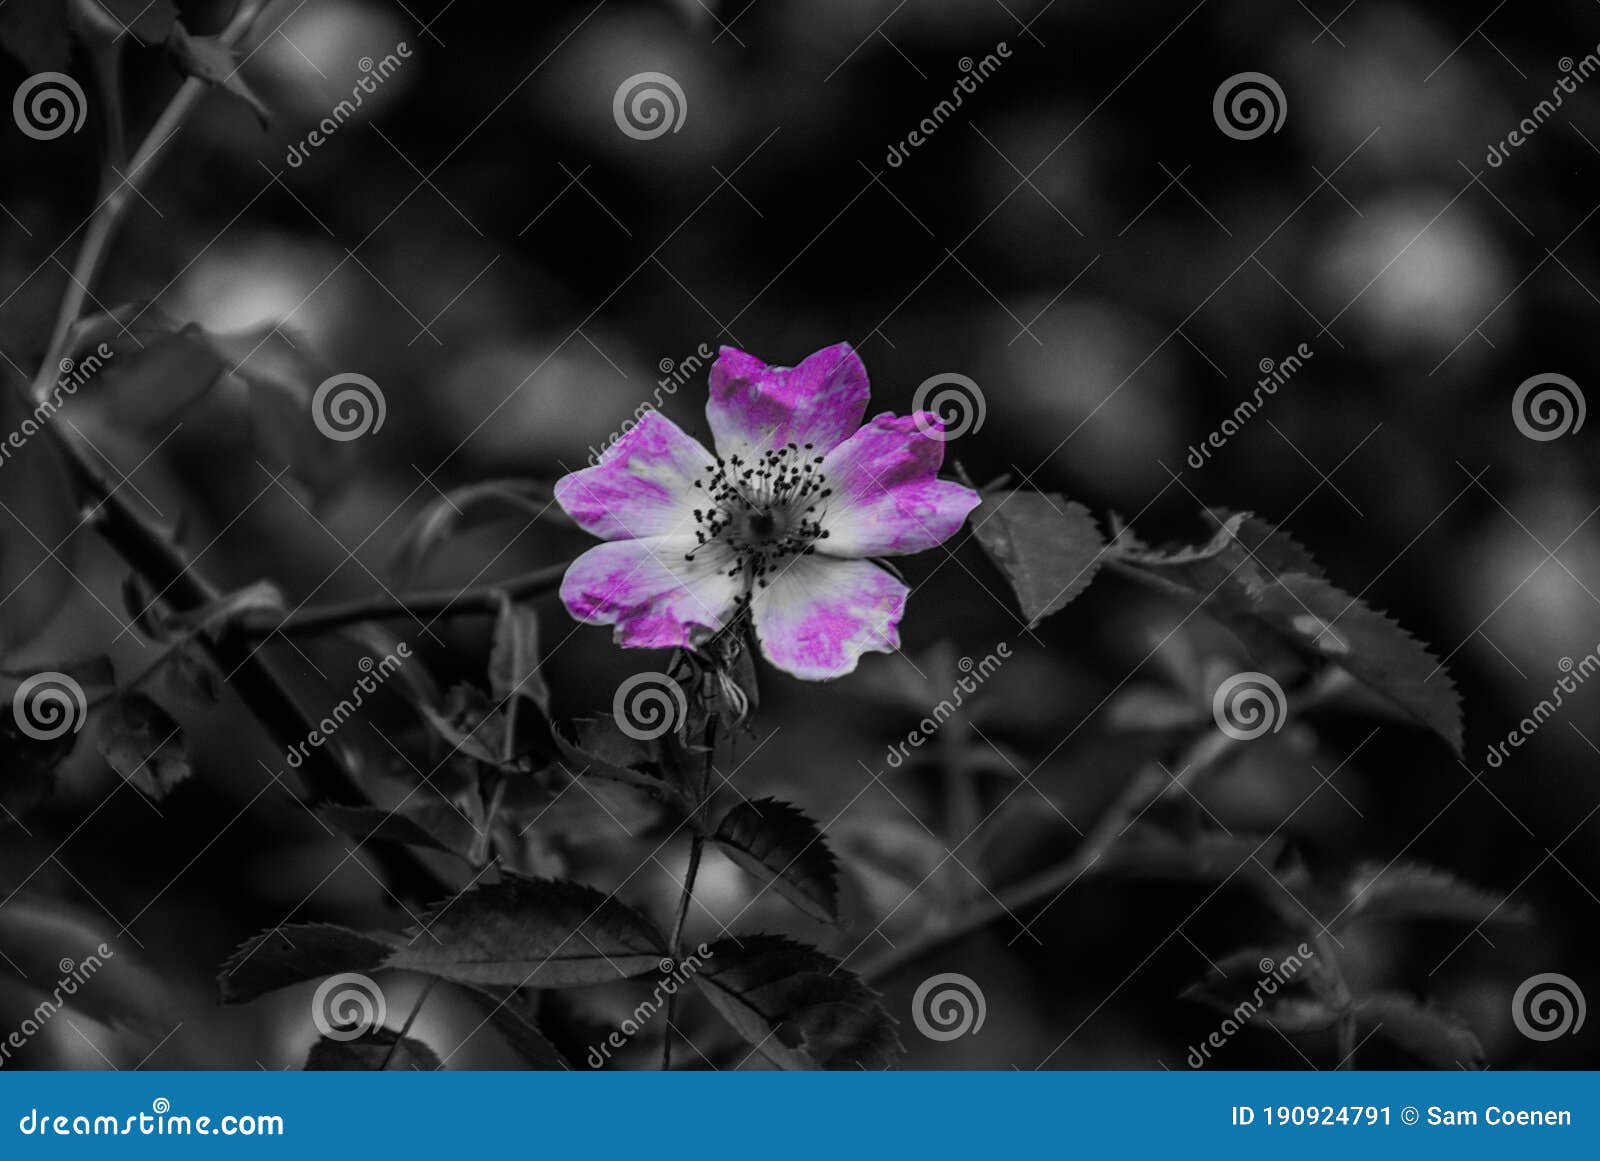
[[2, 0, 1597, 1068]]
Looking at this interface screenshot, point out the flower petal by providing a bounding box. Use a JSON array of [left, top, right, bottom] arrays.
[[553, 410, 714, 541], [816, 412, 981, 557], [752, 556, 907, 680], [706, 343, 870, 462], [560, 537, 741, 650]]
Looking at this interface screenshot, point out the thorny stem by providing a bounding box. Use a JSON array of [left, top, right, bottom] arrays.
[[859, 668, 1349, 986], [662, 714, 716, 1070], [29, 0, 445, 900]]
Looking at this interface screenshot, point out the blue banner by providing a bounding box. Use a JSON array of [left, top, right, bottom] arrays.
[[1, 1072, 1596, 1158]]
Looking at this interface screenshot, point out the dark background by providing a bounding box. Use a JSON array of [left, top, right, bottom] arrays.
[[2, 0, 1597, 1069]]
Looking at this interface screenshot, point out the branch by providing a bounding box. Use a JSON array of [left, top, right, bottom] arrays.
[[859, 669, 1347, 983], [35, 0, 447, 900], [235, 562, 570, 639], [32, 0, 267, 401]]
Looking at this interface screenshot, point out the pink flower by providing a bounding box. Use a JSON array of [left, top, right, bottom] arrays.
[[554, 343, 982, 680]]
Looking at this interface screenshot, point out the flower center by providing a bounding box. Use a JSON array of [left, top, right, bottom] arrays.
[[686, 442, 833, 590]]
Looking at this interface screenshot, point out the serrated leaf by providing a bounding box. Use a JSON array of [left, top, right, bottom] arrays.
[[713, 798, 839, 923], [386, 874, 666, 988], [1183, 943, 1334, 1033], [166, 22, 271, 127], [489, 599, 550, 716], [1112, 510, 1462, 752], [390, 479, 559, 581], [218, 923, 396, 1004], [1111, 511, 1247, 565], [551, 716, 670, 796], [305, 1028, 440, 1071], [1342, 862, 1530, 927], [96, 692, 192, 800], [1255, 573, 1462, 752], [971, 490, 1105, 626], [692, 935, 901, 1070], [1359, 992, 1484, 1067], [317, 803, 475, 861]]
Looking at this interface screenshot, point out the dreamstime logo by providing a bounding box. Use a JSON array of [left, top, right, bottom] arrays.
[[585, 944, 713, 1068], [612, 72, 687, 140], [1186, 342, 1313, 468], [1211, 671, 1286, 741], [312, 373, 386, 441], [1212, 72, 1287, 140], [0, 943, 114, 1068], [911, 972, 986, 1041], [911, 373, 986, 441], [1511, 373, 1584, 441], [13, 72, 87, 140], [11, 672, 88, 741], [1186, 943, 1314, 1067], [885, 643, 1011, 769], [1512, 972, 1586, 1041], [285, 643, 411, 768], [612, 672, 686, 741], [311, 973, 387, 1042]]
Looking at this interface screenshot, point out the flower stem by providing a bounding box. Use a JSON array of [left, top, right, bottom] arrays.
[[662, 714, 716, 1070]]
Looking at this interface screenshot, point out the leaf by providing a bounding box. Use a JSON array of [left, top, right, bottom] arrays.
[[386, 874, 667, 988], [489, 599, 550, 716], [551, 716, 671, 796], [1112, 510, 1462, 752], [1342, 862, 1531, 927], [713, 798, 840, 923], [305, 1028, 441, 1071], [1359, 992, 1484, 1067], [419, 685, 522, 771], [96, 692, 192, 800], [218, 923, 396, 1005], [317, 803, 476, 861], [971, 489, 1105, 626], [692, 935, 901, 1070], [86, 323, 230, 431], [1183, 945, 1336, 1033], [166, 22, 271, 127], [389, 479, 559, 581]]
